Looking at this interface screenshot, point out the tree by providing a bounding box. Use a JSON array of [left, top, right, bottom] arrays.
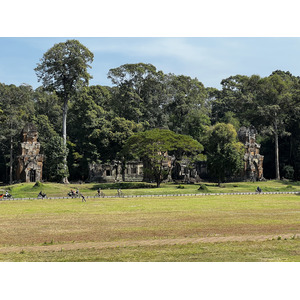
[[254, 72, 295, 180], [0, 83, 35, 184], [165, 74, 210, 141], [42, 135, 69, 182], [108, 63, 168, 127], [214, 71, 297, 180], [33, 87, 62, 134], [123, 129, 203, 187], [35, 39, 94, 183], [206, 123, 244, 185]]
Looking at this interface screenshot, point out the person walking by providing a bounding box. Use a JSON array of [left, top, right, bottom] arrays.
[[80, 193, 86, 202]]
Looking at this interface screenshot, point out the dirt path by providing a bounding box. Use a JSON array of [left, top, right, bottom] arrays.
[[0, 233, 298, 254]]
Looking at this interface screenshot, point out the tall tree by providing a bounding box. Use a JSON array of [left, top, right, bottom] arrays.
[[35, 39, 94, 183], [214, 71, 297, 180], [165, 74, 210, 141], [206, 123, 244, 185], [0, 83, 35, 183], [255, 72, 295, 180], [108, 63, 168, 127], [123, 129, 203, 187]]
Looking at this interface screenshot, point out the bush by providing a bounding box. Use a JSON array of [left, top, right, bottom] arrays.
[[33, 181, 43, 188], [93, 182, 156, 190], [282, 165, 294, 180], [198, 184, 209, 192], [177, 185, 185, 189]]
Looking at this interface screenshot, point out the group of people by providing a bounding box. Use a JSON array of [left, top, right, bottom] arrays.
[[68, 189, 79, 197], [0, 191, 11, 199], [68, 189, 86, 202]]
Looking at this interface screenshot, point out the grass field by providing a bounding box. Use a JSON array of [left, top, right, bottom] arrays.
[[0, 185, 299, 261], [2, 179, 300, 198]]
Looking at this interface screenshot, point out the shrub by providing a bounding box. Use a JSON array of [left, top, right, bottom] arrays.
[[198, 184, 209, 192], [177, 185, 185, 189], [34, 181, 42, 187], [93, 182, 156, 190], [282, 165, 294, 180]]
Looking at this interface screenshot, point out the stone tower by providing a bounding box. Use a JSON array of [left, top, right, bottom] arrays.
[[16, 123, 44, 182], [238, 125, 264, 181]]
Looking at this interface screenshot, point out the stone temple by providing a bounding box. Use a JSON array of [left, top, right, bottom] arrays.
[[238, 125, 264, 181], [16, 123, 44, 182]]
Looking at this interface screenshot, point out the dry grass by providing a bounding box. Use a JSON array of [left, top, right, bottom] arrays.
[[0, 194, 299, 261]]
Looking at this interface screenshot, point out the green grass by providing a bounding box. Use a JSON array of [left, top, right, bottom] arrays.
[[2, 179, 300, 198], [3, 239, 299, 262], [0, 192, 299, 261]]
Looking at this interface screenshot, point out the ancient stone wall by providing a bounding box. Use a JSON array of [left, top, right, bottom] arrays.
[[88, 160, 144, 182]]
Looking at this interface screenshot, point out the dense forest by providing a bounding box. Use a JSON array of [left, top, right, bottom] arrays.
[[1, 40, 300, 184]]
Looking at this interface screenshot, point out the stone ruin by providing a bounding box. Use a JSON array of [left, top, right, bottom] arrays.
[[16, 123, 44, 182], [88, 160, 144, 182], [88, 155, 205, 184], [238, 125, 264, 181], [88, 126, 264, 184]]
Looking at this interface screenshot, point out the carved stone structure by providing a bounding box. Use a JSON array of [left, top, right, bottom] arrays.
[[238, 126, 264, 181], [16, 123, 44, 182], [88, 160, 144, 182], [88, 155, 203, 183]]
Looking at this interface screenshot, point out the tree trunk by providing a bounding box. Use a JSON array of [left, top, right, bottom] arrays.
[[9, 135, 13, 185], [274, 122, 280, 180], [62, 99, 69, 184]]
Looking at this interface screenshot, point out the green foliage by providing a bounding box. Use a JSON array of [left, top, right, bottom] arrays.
[[0, 83, 35, 183], [166, 74, 210, 141], [35, 39, 94, 183], [43, 135, 69, 182], [108, 63, 167, 127], [282, 165, 294, 180], [2, 45, 300, 185], [35, 39, 94, 95], [33, 181, 43, 188], [123, 129, 203, 187], [198, 184, 209, 192], [206, 123, 244, 183], [92, 182, 156, 190]]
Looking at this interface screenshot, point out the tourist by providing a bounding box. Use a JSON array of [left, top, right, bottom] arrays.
[[81, 193, 86, 202]]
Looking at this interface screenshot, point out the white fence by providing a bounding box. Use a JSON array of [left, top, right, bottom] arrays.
[[1, 191, 299, 201]]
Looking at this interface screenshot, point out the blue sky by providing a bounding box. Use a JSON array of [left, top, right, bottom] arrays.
[[1, 37, 300, 90]]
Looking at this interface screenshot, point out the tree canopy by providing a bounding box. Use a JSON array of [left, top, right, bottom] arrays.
[[35, 39, 94, 183], [123, 129, 203, 187], [1, 40, 300, 184], [206, 123, 244, 184]]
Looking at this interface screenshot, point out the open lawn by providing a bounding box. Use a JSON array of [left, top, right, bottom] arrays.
[[0, 191, 299, 261], [2, 179, 300, 198]]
